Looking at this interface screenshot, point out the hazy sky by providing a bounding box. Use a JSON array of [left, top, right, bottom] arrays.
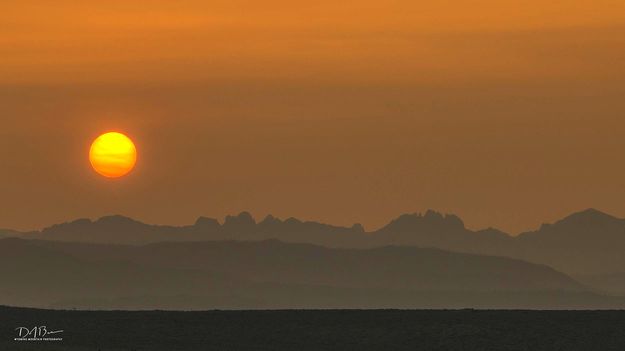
[[2, 0, 625, 233]]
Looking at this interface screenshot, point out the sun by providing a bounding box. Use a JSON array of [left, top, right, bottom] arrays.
[[89, 132, 137, 178]]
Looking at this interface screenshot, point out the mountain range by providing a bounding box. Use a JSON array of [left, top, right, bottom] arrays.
[[2, 208, 625, 308], [8, 208, 625, 276]]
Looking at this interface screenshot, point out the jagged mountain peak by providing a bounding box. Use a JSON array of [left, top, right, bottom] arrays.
[[259, 214, 282, 226], [224, 211, 256, 226], [194, 216, 220, 227], [379, 210, 465, 232]]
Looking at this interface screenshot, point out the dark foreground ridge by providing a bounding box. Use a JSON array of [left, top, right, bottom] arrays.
[[1, 237, 615, 310], [1, 306, 625, 351]]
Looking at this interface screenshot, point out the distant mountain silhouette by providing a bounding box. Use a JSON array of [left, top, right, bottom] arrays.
[[6, 208, 625, 279], [20, 213, 370, 246], [514, 209, 625, 275], [372, 210, 511, 253], [369, 208, 625, 277], [1, 237, 611, 310]]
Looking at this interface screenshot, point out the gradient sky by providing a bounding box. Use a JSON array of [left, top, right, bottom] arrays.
[[2, 0, 625, 233]]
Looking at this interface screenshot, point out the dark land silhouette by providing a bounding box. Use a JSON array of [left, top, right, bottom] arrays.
[[2, 307, 625, 351], [3, 237, 613, 309], [0, 238, 604, 309], [6, 208, 625, 290], [2, 208, 625, 309], [2, 209, 625, 350]]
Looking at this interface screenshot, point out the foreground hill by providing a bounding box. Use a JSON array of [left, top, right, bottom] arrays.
[[0, 238, 613, 310], [10, 208, 625, 279]]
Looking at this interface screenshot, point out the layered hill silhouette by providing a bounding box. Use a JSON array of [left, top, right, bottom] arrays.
[[9, 208, 625, 279], [0, 228, 18, 239], [19, 213, 367, 247], [2, 237, 619, 310]]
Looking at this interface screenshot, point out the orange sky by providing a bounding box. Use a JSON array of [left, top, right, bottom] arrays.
[[2, 1, 625, 233]]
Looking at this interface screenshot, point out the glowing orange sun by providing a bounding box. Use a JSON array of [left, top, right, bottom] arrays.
[[89, 132, 137, 178]]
